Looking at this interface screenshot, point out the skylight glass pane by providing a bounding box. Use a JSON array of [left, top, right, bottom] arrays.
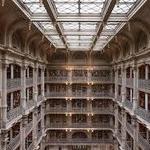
[[39, 22, 56, 31], [66, 36, 79, 40], [80, 22, 97, 30], [112, 0, 137, 14], [54, 0, 78, 2], [22, 0, 47, 14], [80, 2, 104, 14], [62, 22, 79, 30], [55, 3, 78, 14]]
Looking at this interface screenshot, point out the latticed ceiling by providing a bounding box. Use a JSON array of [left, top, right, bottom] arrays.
[[15, 0, 147, 51]]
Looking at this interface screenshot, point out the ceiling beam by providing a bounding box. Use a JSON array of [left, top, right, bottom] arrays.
[[98, 0, 148, 51], [56, 16, 128, 22], [43, 0, 68, 49], [90, 0, 117, 51]]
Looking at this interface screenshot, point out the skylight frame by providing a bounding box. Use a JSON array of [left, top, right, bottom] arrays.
[[14, 0, 147, 51]]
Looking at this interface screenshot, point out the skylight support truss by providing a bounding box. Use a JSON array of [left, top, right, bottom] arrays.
[[90, 0, 116, 51], [12, 0, 148, 52], [43, 0, 68, 49]]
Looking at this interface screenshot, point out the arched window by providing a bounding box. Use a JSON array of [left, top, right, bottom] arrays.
[[137, 31, 147, 51], [12, 31, 22, 50]]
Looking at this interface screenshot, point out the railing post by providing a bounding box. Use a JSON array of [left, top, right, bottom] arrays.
[[20, 116, 28, 150], [0, 130, 8, 150], [33, 107, 38, 148], [121, 65, 126, 104], [133, 64, 138, 113], [33, 65, 38, 107], [41, 66, 45, 102], [21, 63, 27, 115], [121, 110, 127, 150], [132, 116, 138, 150], [1, 62, 8, 128]]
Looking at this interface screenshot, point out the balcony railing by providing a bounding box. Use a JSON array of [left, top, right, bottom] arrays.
[[138, 133, 150, 149], [47, 123, 67, 128], [126, 78, 133, 87], [117, 95, 122, 102], [25, 121, 33, 135], [118, 77, 122, 85], [45, 139, 114, 145], [118, 113, 122, 121], [37, 130, 42, 140], [7, 78, 21, 90], [91, 76, 113, 83], [92, 92, 114, 98], [45, 107, 67, 113], [117, 132, 122, 143], [47, 123, 113, 129], [26, 100, 34, 110], [135, 107, 150, 122], [126, 122, 134, 136], [37, 77, 41, 83], [72, 92, 87, 97], [45, 76, 68, 83], [45, 92, 66, 97], [92, 107, 114, 114], [71, 107, 88, 112], [72, 76, 88, 82], [37, 95, 43, 102], [123, 100, 133, 110], [37, 113, 41, 121], [45, 91, 114, 98], [138, 79, 150, 90], [6, 134, 20, 150], [26, 78, 33, 86], [45, 107, 114, 114], [27, 143, 33, 150], [7, 106, 22, 122]]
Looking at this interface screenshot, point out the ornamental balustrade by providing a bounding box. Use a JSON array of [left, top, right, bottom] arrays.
[[92, 92, 114, 98], [37, 95, 43, 102], [135, 107, 150, 122], [45, 107, 67, 113], [45, 107, 113, 114], [118, 113, 122, 122], [37, 130, 42, 141], [45, 91, 114, 98], [123, 100, 133, 111], [126, 78, 134, 87], [118, 77, 122, 85], [25, 121, 33, 135], [26, 78, 33, 86], [72, 76, 88, 82], [7, 78, 21, 90], [72, 91, 87, 97], [45, 92, 67, 97], [138, 133, 150, 150], [7, 106, 22, 122], [117, 132, 122, 143], [91, 76, 113, 82], [45, 76, 68, 82], [92, 107, 114, 114], [138, 79, 150, 90], [45, 139, 114, 145], [126, 122, 134, 136], [6, 134, 20, 150], [27, 143, 33, 150], [46, 122, 113, 129], [37, 77, 41, 83], [26, 99, 34, 110]]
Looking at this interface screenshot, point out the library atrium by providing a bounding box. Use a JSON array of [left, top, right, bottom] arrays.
[[0, 0, 150, 150]]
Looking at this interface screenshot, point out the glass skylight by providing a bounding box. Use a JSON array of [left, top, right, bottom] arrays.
[[16, 0, 144, 51]]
